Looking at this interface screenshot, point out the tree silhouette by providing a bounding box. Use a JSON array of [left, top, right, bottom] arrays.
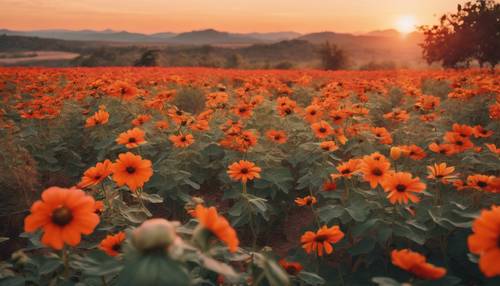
[[319, 42, 349, 70], [419, 0, 499, 69]]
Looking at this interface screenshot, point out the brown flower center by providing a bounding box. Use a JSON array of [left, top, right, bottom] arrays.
[[180, 136, 186, 142], [314, 234, 329, 243], [240, 168, 248, 174], [395, 184, 407, 192], [51, 207, 73, 226], [372, 168, 383, 176], [112, 243, 122, 252], [477, 181, 487, 188], [319, 127, 326, 133], [126, 166, 136, 174], [341, 169, 351, 174], [128, 137, 136, 143]]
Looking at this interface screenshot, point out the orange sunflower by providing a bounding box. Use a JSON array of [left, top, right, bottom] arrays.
[[427, 163, 457, 184], [279, 259, 304, 275], [85, 110, 110, 128], [331, 159, 361, 180], [391, 249, 446, 280], [265, 130, 287, 144], [295, 195, 317, 206], [169, 133, 195, 148], [320, 140, 339, 152], [311, 120, 333, 139], [300, 225, 344, 256], [24, 187, 100, 250], [382, 172, 426, 204], [77, 159, 112, 189], [360, 156, 392, 189], [468, 205, 500, 277], [111, 152, 153, 192], [116, 128, 147, 149], [100, 232, 126, 257], [227, 160, 261, 183], [194, 204, 239, 252]]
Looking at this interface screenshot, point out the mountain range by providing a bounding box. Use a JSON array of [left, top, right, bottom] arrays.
[[0, 28, 418, 46]]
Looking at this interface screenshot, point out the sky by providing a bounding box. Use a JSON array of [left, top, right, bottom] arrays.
[[0, 0, 461, 34]]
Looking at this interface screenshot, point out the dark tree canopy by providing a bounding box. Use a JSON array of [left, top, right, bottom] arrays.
[[419, 0, 500, 68], [319, 42, 350, 70]]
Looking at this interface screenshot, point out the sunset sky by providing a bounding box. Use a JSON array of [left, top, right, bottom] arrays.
[[0, 0, 461, 34]]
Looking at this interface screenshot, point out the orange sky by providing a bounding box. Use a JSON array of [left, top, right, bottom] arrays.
[[0, 0, 460, 33]]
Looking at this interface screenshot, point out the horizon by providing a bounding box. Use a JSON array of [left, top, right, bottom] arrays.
[[0, 0, 460, 34]]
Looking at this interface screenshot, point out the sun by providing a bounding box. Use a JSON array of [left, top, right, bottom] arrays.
[[395, 15, 416, 35]]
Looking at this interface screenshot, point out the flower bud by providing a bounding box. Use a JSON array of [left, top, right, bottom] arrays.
[[132, 218, 179, 252], [390, 147, 402, 160]]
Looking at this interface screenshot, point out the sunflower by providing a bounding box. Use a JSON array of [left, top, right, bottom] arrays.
[[466, 174, 499, 193], [279, 259, 303, 275], [169, 133, 195, 148], [468, 205, 500, 277], [371, 127, 393, 145], [485, 143, 500, 155], [155, 120, 169, 130], [265, 130, 287, 144], [100, 232, 126, 257], [428, 142, 456, 156], [382, 172, 426, 204], [319, 140, 338, 152], [400, 145, 427, 160], [111, 152, 153, 192], [444, 132, 473, 153], [311, 120, 333, 139], [24, 187, 100, 250], [233, 103, 253, 118], [391, 249, 446, 280], [304, 104, 323, 123], [77, 159, 112, 188], [194, 204, 239, 252], [85, 110, 109, 128], [360, 156, 391, 189], [427, 163, 457, 184], [227, 160, 261, 183], [116, 128, 147, 149], [331, 159, 361, 180], [300, 225, 344, 256], [131, 114, 152, 126], [295, 195, 317, 206]]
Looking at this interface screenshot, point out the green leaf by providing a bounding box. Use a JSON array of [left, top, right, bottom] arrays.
[[317, 205, 345, 223], [39, 258, 62, 275], [297, 271, 325, 285], [348, 238, 376, 256], [372, 277, 401, 286]]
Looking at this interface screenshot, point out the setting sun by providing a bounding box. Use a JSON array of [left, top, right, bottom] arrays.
[[395, 15, 417, 34]]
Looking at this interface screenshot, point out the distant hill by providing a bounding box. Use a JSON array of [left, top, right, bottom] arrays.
[[243, 32, 302, 41], [0, 29, 176, 43], [364, 29, 402, 38], [166, 29, 264, 45]]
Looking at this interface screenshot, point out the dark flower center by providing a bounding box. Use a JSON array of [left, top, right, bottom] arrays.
[[240, 168, 249, 174], [94, 175, 102, 180], [310, 111, 316, 115], [285, 108, 292, 114], [477, 181, 487, 188], [126, 166, 136, 174], [440, 149, 447, 154], [314, 234, 329, 243], [112, 243, 122, 252], [239, 108, 247, 113], [286, 266, 300, 275], [51, 207, 73, 226], [456, 141, 463, 146], [333, 116, 342, 120], [319, 127, 327, 133], [128, 137, 136, 143], [274, 135, 281, 140], [372, 168, 383, 176], [341, 169, 351, 174], [176, 111, 183, 115], [395, 184, 407, 192], [180, 136, 186, 142]]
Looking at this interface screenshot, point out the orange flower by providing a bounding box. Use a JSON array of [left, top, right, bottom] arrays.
[[320, 140, 338, 152], [400, 145, 427, 160], [391, 249, 446, 280], [444, 132, 473, 153], [322, 181, 337, 192], [300, 225, 344, 256], [474, 125, 493, 138], [427, 163, 457, 184], [331, 159, 361, 180], [360, 156, 391, 189], [428, 142, 456, 156], [194, 204, 239, 252], [485, 143, 500, 155], [77, 159, 113, 188], [131, 114, 151, 126], [24, 187, 100, 250], [295, 195, 317, 206], [111, 152, 153, 191], [311, 120, 333, 139], [100, 232, 126, 257], [468, 205, 500, 277], [265, 130, 287, 144], [155, 120, 169, 130], [227, 160, 261, 183], [169, 133, 195, 148], [116, 128, 147, 149], [466, 174, 499, 193], [233, 103, 253, 118], [382, 172, 426, 204], [85, 110, 109, 128], [279, 259, 303, 275], [371, 127, 393, 144], [304, 104, 323, 123]]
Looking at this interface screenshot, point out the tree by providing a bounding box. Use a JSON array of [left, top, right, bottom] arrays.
[[135, 50, 160, 66], [319, 42, 349, 70], [419, 0, 499, 69]]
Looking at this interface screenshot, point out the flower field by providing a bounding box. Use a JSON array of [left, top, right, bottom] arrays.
[[0, 67, 499, 285]]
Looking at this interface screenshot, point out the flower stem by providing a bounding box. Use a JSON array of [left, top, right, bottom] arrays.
[[62, 247, 70, 279]]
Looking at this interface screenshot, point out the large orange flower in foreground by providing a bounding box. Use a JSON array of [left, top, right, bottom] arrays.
[[194, 204, 239, 252], [24, 187, 100, 250], [300, 225, 344, 256], [391, 249, 446, 280], [360, 156, 391, 189], [382, 172, 426, 204], [227, 160, 261, 183], [468, 205, 500, 277], [111, 152, 153, 191]]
